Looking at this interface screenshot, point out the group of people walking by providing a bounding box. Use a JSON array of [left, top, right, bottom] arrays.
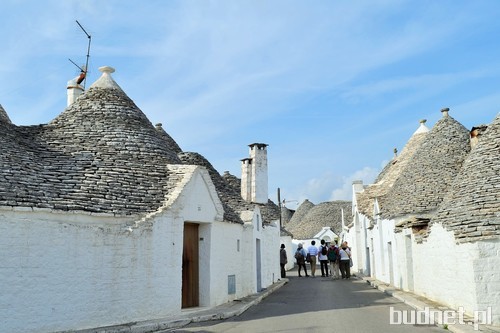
[[281, 240, 352, 279]]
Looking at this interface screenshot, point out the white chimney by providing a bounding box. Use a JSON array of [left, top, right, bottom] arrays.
[[241, 143, 268, 204], [441, 107, 449, 117], [66, 70, 85, 106]]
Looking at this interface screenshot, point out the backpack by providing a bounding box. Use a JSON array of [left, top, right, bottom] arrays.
[[321, 245, 327, 255], [295, 250, 304, 260], [327, 246, 338, 261]]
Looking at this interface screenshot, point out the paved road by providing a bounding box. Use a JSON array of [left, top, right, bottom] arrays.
[[167, 268, 445, 333]]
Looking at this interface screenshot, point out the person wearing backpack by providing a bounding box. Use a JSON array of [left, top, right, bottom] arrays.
[[328, 240, 340, 280], [294, 243, 308, 277], [318, 239, 329, 277]]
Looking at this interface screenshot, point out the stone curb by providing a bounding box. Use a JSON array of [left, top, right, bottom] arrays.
[[361, 276, 500, 333]]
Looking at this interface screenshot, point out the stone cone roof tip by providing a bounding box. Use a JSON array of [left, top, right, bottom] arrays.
[[0, 104, 12, 124], [413, 119, 430, 135], [155, 123, 182, 155], [89, 66, 122, 90]]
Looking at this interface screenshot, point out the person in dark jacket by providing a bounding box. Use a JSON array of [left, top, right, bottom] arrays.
[[295, 243, 308, 277], [280, 244, 288, 278]]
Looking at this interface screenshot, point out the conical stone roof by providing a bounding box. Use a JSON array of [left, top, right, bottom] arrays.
[[281, 206, 294, 225], [286, 199, 315, 229], [287, 200, 351, 239], [0, 67, 185, 215], [432, 113, 500, 243], [357, 120, 429, 219], [381, 110, 470, 219]]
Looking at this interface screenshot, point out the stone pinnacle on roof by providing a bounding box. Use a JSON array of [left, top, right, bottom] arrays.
[[413, 119, 429, 134], [90, 66, 121, 90]]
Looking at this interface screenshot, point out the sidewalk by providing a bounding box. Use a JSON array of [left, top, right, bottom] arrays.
[[75, 279, 289, 333], [360, 275, 500, 333]]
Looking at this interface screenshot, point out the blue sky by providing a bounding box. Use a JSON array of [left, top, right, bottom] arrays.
[[1, 1, 499, 208]]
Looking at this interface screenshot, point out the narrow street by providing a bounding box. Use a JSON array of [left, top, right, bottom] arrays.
[[167, 267, 445, 333]]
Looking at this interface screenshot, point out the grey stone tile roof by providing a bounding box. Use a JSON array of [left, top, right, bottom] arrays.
[[0, 104, 12, 124], [432, 113, 500, 243], [258, 199, 281, 225], [222, 171, 241, 193], [281, 206, 294, 225], [154, 123, 182, 155], [0, 71, 189, 215], [357, 122, 429, 219], [287, 200, 351, 239], [0, 69, 284, 226], [286, 199, 314, 229], [280, 226, 293, 237], [381, 112, 470, 219]]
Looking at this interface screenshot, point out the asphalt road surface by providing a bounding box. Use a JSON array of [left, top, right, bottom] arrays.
[[167, 268, 445, 333]]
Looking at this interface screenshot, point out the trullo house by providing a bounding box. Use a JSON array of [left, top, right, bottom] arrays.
[[347, 109, 499, 325], [0, 66, 281, 333]]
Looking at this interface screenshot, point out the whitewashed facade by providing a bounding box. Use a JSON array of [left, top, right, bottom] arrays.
[[346, 110, 500, 325], [0, 67, 281, 333]]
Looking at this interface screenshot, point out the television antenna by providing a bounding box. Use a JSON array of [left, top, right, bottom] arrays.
[[68, 20, 91, 89]]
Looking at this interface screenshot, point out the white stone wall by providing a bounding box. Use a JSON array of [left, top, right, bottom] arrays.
[[474, 239, 500, 325], [412, 223, 499, 324], [0, 166, 282, 333], [0, 209, 183, 333], [207, 208, 280, 305]]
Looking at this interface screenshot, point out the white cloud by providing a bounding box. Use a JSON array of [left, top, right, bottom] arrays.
[[329, 167, 379, 201]]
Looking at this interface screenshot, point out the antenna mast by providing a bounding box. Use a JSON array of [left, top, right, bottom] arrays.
[[68, 20, 92, 89], [76, 20, 91, 89]]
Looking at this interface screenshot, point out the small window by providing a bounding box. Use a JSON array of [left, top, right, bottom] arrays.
[[228, 275, 236, 295], [237, 239, 240, 252]]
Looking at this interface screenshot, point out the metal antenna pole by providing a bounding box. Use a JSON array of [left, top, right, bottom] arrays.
[[76, 20, 91, 89], [277, 188, 282, 228], [68, 58, 84, 72]]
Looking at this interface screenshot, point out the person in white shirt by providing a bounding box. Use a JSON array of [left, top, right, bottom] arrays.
[[307, 240, 319, 277], [339, 241, 351, 279], [318, 239, 329, 277]]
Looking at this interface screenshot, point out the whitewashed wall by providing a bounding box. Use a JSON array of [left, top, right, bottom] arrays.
[[0, 166, 282, 333], [412, 223, 499, 324], [0, 208, 183, 333], [351, 213, 500, 325]]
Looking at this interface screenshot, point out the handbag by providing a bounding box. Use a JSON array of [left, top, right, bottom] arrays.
[[306, 253, 311, 263], [349, 258, 353, 267]]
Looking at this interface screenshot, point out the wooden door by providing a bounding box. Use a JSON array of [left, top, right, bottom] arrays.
[[182, 223, 199, 308]]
